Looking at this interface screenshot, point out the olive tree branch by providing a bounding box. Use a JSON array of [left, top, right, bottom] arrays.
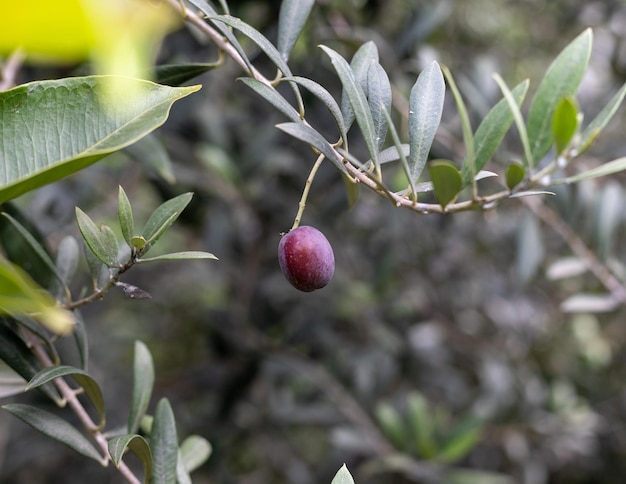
[[24, 331, 141, 484], [163, 0, 580, 217]]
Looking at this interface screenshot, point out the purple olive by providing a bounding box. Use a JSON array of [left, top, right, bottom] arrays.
[[278, 226, 335, 292]]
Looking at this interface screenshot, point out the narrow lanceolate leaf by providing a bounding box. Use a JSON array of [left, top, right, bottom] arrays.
[[579, 82, 626, 154], [428, 160, 463, 209], [137, 251, 218, 263], [552, 96, 579, 154], [108, 434, 152, 483], [277, 0, 315, 62], [367, 61, 392, 151], [463, 80, 529, 184], [281, 76, 348, 147], [341, 41, 379, 129], [75, 208, 120, 267], [493, 74, 534, 170], [142, 193, 193, 249], [118, 186, 135, 248], [0, 77, 200, 203], [331, 464, 356, 484], [408, 61, 445, 183], [151, 398, 179, 484], [320, 45, 380, 175], [238, 78, 301, 123], [276, 122, 347, 174], [2, 403, 103, 462], [551, 157, 626, 185], [442, 66, 475, 188], [26, 365, 105, 428], [527, 28, 592, 163], [128, 341, 155, 434]]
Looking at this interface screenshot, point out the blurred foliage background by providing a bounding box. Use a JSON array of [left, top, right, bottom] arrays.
[[3, 0, 626, 482]]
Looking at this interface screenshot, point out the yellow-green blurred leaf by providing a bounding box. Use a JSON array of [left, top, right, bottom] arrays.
[[505, 162, 525, 190], [552, 96, 579, 154], [0, 0, 178, 88], [0, 259, 73, 334]]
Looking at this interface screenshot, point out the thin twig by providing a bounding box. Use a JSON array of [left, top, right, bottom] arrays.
[[524, 196, 626, 304], [65, 254, 137, 310]]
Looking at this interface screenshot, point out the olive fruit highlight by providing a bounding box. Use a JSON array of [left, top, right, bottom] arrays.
[[278, 226, 335, 292]]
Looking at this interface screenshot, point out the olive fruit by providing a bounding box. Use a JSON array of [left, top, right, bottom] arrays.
[[278, 226, 335, 292]]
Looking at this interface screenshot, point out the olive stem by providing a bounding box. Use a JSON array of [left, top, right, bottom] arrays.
[[291, 153, 326, 231]]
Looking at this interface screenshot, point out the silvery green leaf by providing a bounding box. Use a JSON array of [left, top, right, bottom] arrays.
[[321, 45, 380, 175], [367, 61, 392, 150], [3, 403, 103, 462], [408, 61, 445, 183], [151, 399, 178, 484], [341, 41, 379, 130], [277, 0, 315, 62], [331, 464, 356, 484]]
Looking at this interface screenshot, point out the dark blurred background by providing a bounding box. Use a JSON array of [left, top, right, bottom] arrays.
[[3, 0, 626, 482]]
